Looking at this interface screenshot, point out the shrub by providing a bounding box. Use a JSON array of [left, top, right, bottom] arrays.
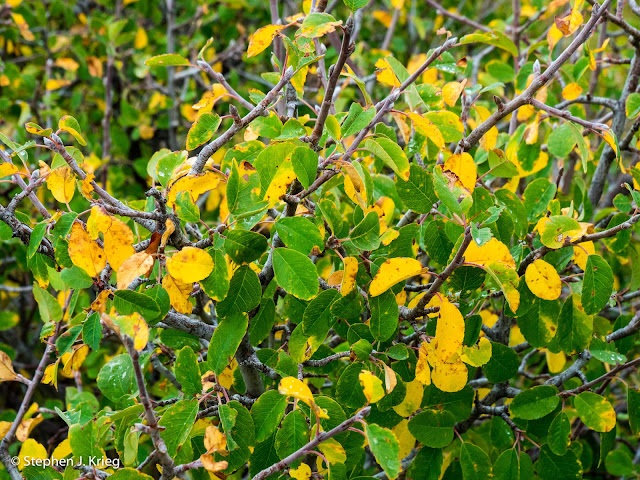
[[1, 0, 640, 479]]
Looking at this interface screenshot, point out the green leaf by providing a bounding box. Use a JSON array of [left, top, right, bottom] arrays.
[[97, 354, 138, 403], [336, 362, 368, 408], [629, 387, 640, 435], [249, 298, 277, 346], [482, 342, 519, 383], [175, 346, 202, 396], [61, 265, 94, 289], [408, 409, 455, 448], [219, 403, 239, 450], [291, 146, 318, 189], [201, 248, 230, 302], [547, 123, 577, 157], [509, 385, 559, 420], [251, 390, 288, 442], [216, 401, 254, 473], [69, 420, 108, 461], [208, 312, 248, 375], [109, 469, 153, 480], [516, 293, 558, 348], [350, 211, 381, 250], [276, 410, 309, 466], [28, 222, 47, 259], [113, 290, 161, 323], [272, 248, 319, 301], [275, 216, 324, 255], [535, 445, 582, 480], [156, 150, 187, 188], [523, 178, 556, 220], [56, 324, 82, 356], [175, 191, 200, 223], [342, 103, 375, 137], [492, 449, 521, 480], [548, 412, 571, 455], [186, 112, 221, 150], [396, 164, 437, 214], [424, 110, 464, 142], [365, 423, 402, 480], [224, 229, 268, 264], [369, 289, 398, 342], [626, 92, 640, 118], [581, 255, 613, 315], [216, 265, 261, 317], [33, 283, 63, 324], [158, 399, 198, 458], [460, 443, 492, 480], [58, 115, 87, 146], [574, 392, 616, 432], [342, 0, 369, 11], [459, 30, 518, 56], [406, 447, 443, 480], [302, 288, 339, 338], [145, 53, 191, 66], [83, 312, 102, 351], [365, 137, 410, 181], [297, 13, 342, 39], [556, 294, 593, 355]]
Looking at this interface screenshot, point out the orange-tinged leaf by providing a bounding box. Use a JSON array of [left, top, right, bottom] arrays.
[[525, 259, 562, 300], [166, 247, 214, 283], [162, 274, 193, 314], [433, 301, 465, 364], [80, 173, 95, 199], [406, 112, 445, 150], [247, 25, 285, 57], [117, 252, 155, 290], [465, 238, 516, 270], [369, 258, 428, 297], [46, 166, 76, 204], [68, 222, 107, 277], [278, 377, 329, 419], [443, 152, 476, 193], [200, 455, 228, 472], [88, 206, 135, 271], [562, 82, 583, 101], [204, 425, 227, 453], [0, 351, 18, 382], [91, 290, 111, 314], [340, 256, 358, 296]]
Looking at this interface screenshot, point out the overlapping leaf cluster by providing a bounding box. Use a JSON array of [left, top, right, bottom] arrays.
[[1, 0, 640, 479]]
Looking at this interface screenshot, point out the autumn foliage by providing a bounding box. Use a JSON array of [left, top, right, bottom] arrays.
[[1, 0, 640, 479]]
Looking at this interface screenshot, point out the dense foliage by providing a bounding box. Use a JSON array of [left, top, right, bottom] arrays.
[[1, 0, 640, 479]]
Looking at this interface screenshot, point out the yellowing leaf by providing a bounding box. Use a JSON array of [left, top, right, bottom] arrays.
[[431, 361, 468, 393], [340, 256, 358, 296], [406, 112, 445, 150], [87, 206, 135, 271], [392, 378, 423, 417], [317, 438, 347, 464], [62, 344, 90, 375], [460, 337, 492, 367], [464, 238, 516, 270], [547, 23, 564, 50], [475, 105, 498, 151], [572, 241, 595, 270], [545, 349, 566, 373], [375, 58, 401, 87], [555, 8, 583, 36], [80, 173, 95, 199], [0, 351, 18, 382], [117, 252, 155, 290], [204, 425, 227, 453], [415, 342, 432, 386], [525, 259, 562, 300], [442, 81, 465, 107], [443, 152, 476, 193], [18, 439, 47, 471], [167, 171, 221, 207], [201, 455, 228, 472], [278, 377, 329, 419], [45, 79, 71, 91], [247, 25, 285, 57], [42, 362, 59, 390], [0, 163, 18, 178], [359, 370, 385, 404], [103, 312, 149, 351], [369, 258, 428, 297], [51, 439, 72, 462], [290, 463, 312, 480], [68, 222, 107, 277], [90, 290, 111, 314], [166, 247, 214, 283], [562, 82, 583, 101], [162, 274, 193, 314], [46, 166, 75, 204], [263, 160, 297, 207], [392, 419, 415, 461], [433, 301, 465, 364], [342, 163, 368, 210]]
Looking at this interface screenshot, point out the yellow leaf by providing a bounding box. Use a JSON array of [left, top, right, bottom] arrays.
[[204, 425, 227, 453], [42, 362, 59, 390], [55, 58, 79, 72], [415, 342, 432, 386], [525, 259, 562, 300], [572, 241, 595, 270], [375, 58, 401, 87], [392, 419, 415, 461], [464, 238, 516, 270], [161, 218, 176, 248], [369, 258, 427, 297], [392, 378, 423, 417], [443, 152, 476, 193], [0, 163, 18, 178], [18, 439, 47, 471], [90, 290, 111, 314], [166, 247, 214, 283], [247, 25, 285, 57], [117, 252, 155, 290], [62, 344, 90, 375], [0, 351, 18, 382], [162, 274, 193, 314], [406, 112, 445, 150], [46, 166, 75, 204], [460, 337, 492, 367], [167, 171, 221, 207], [278, 377, 329, 419], [433, 301, 465, 364], [80, 173, 95, 200], [15, 413, 43, 442], [200, 455, 228, 472], [524, 113, 541, 145], [431, 361, 468, 393], [475, 105, 498, 151], [68, 222, 107, 277], [545, 349, 566, 373], [88, 206, 135, 271], [562, 82, 583, 101], [342, 163, 367, 210], [103, 312, 149, 351], [555, 8, 583, 36], [290, 463, 312, 480], [442, 81, 465, 107], [45, 79, 72, 91], [134, 27, 148, 49], [51, 438, 72, 462], [317, 438, 346, 464], [263, 160, 297, 207], [381, 229, 400, 246], [340, 256, 358, 296], [382, 363, 397, 393], [359, 370, 385, 404]]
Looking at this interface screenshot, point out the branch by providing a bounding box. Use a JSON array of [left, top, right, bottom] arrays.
[[529, 98, 610, 131], [424, 0, 491, 32], [560, 357, 640, 396]]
